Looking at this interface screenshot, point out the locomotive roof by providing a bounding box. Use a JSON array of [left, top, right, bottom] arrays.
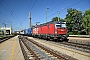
[[41, 21, 66, 25], [32, 21, 66, 28]]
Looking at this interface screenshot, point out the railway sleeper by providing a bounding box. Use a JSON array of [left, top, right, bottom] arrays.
[[19, 38, 40, 60], [25, 39, 58, 60], [26, 37, 77, 60]]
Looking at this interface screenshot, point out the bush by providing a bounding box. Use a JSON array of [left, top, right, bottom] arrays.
[[69, 32, 73, 35], [77, 31, 81, 35]]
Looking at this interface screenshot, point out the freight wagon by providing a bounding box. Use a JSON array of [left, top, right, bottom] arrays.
[[24, 28, 32, 36]]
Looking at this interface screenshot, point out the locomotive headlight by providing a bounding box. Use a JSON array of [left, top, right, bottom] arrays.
[[55, 30, 57, 34], [61, 29, 64, 31]]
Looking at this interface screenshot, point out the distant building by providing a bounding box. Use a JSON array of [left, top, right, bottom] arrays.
[[14, 31, 20, 34], [14, 30, 25, 34], [0, 27, 12, 35], [20, 30, 25, 34]]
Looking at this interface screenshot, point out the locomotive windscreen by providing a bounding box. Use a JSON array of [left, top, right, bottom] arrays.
[[55, 23, 66, 28]]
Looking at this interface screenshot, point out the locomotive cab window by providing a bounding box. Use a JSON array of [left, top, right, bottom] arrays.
[[55, 24, 61, 28], [61, 23, 66, 28], [55, 23, 66, 28]]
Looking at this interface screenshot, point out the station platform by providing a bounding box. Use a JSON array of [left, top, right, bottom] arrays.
[[69, 35, 90, 38], [0, 36, 24, 60]]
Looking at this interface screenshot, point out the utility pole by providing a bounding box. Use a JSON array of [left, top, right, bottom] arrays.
[[29, 12, 32, 28], [58, 12, 60, 21], [46, 8, 49, 23], [10, 23, 12, 34], [5, 24, 6, 35], [3, 23, 6, 36]]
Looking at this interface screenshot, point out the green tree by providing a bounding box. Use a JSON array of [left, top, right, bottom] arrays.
[[82, 9, 90, 34], [52, 17, 65, 22], [65, 8, 83, 34], [65, 8, 75, 32], [52, 17, 60, 21], [72, 11, 82, 31]]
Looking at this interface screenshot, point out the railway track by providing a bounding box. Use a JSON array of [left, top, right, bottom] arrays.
[[28, 37, 90, 60], [48, 40, 90, 53], [0, 36, 14, 43], [33, 37, 90, 53], [19, 36, 77, 60], [19, 38, 39, 60], [60, 42, 90, 52]]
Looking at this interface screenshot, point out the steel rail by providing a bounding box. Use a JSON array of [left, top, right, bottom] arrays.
[[26, 37, 67, 60], [20, 37, 40, 60]]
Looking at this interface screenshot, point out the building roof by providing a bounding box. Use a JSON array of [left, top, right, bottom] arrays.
[[0, 27, 11, 30]]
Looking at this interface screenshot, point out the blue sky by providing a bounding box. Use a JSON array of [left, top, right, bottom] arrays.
[[0, 0, 90, 31]]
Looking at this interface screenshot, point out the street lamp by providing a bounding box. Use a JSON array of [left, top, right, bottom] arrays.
[[46, 8, 49, 23]]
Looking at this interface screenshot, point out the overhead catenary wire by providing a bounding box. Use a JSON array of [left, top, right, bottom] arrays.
[[49, 0, 84, 17], [3, 0, 19, 20], [34, 0, 67, 21], [28, 0, 33, 10], [49, 0, 67, 12], [39, 0, 84, 22], [0, 12, 12, 27], [3, 0, 13, 14], [30, 0, 37, 11], [23, 0, 34, 22], [0, 1, 18, 22], [23, 0, 33, 19], [23, 0, 37, 24], [1, 1, 12, 21], [0, 12, 9, 22], [0, 3, 12, 15], [0, 1, 20, 29]]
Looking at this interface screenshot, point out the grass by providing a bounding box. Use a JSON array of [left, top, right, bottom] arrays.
[[0, 34, 14, 38]]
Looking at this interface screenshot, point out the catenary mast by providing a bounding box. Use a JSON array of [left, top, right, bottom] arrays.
[[29, 12, 32, 28]]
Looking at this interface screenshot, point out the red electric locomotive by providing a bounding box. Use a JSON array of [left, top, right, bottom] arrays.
[[32, 21, 69, 41]]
